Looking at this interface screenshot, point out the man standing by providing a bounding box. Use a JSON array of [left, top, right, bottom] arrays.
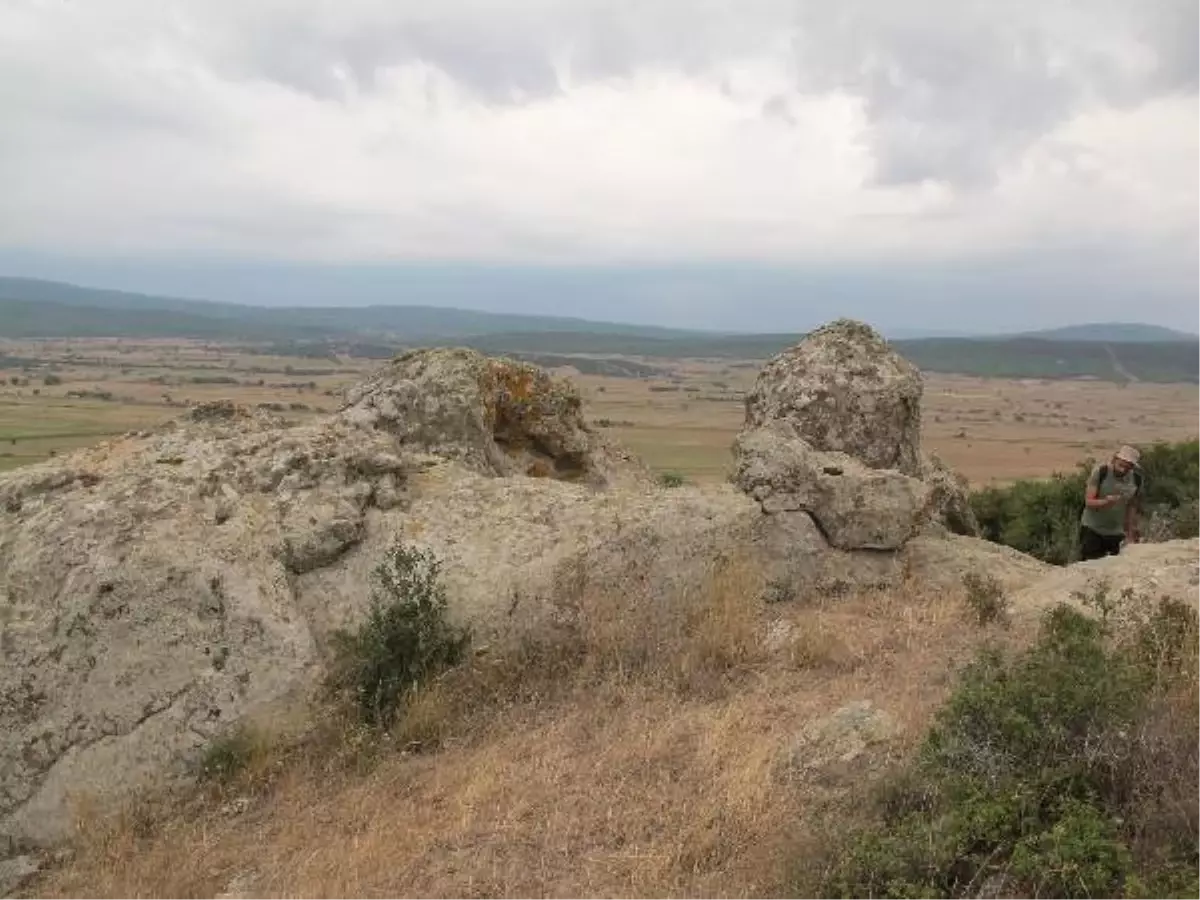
[[1079, 445, 1142, 561]]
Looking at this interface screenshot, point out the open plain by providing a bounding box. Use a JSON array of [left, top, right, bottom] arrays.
[[2, 337, 1196, 484]]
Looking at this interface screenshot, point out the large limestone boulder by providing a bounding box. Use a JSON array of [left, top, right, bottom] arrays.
[[744, 319, 923, 475], [340, 347, 647, 488], [733, 319, 978, 543]]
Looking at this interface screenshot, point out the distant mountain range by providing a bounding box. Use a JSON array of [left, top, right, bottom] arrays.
[[0, 276, 1196, 383], [0, 276, 709, 341], [1010, 322, 1198, 343]]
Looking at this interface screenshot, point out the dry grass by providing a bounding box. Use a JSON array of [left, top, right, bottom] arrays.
[[31, 561, 1014, 899]]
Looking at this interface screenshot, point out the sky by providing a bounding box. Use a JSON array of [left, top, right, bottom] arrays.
[[0, 0, 1197, 334]]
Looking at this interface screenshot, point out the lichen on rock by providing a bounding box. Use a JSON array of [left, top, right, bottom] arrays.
[[339, 347, 646, 487]]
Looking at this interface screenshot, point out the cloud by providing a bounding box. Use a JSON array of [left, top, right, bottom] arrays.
[[0, 0, 1194, 326]]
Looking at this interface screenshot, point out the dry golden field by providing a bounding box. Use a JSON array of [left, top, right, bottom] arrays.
[[1, 337, 1196, 485]]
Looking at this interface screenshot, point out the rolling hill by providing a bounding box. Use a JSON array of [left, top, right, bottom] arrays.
[[1, 276, 1196, 382], [0, 277, 707, 341], [1012, 322, 1198, 342]]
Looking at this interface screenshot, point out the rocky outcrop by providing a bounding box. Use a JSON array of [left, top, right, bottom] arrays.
[[744, 319, 923, 476], [8, 331, 1180, 857], [340, 348, 647, 488], [733, 319, 978, 544], [0, 350, 733, 848], [1008, 538, 1200, 623]]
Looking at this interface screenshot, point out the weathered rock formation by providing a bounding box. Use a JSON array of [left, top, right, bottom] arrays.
[[1008, 538, 1200, 624], [0, 350, 731, 847], [744, 319, 923, 475], [340, 348, 647, 487], [2, 328, 1189, 857], [732, 319, 978, 546]]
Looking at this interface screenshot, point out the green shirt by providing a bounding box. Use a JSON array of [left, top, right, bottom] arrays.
[[1080, 463, 1139, 536]]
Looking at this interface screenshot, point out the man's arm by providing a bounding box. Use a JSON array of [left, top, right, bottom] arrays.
[[1084, 468, 1116, 508]]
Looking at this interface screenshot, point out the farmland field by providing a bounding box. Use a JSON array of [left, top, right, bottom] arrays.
[[0, 337, 1196, 485]]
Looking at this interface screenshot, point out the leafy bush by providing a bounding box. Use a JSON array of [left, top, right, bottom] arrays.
[[970, 439, 1199, 564], [328, 542, 470, 728], [814, 593, 1199, 899]]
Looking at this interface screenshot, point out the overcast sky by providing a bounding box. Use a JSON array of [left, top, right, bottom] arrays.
[[0, 0, 1196, 333]]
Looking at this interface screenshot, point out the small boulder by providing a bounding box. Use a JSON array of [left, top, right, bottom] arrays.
[[783, 700, 898, 777], [0, 853, 41, 896], [919, 451, 980, 537]]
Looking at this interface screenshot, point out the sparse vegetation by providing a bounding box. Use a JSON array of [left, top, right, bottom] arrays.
[[326, 541, 470, 728], [961, 571, 1009, 625], [198, 727, 261, 784], [658, 470, 687, 488], [807, 591, 1199, 899]]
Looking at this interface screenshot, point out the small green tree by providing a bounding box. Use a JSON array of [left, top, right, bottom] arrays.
[[328, 542, 470, 728]]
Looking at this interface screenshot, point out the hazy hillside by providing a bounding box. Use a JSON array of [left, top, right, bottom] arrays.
[[1014, 322, 1199, 342], [0, 297, 326, 341], [894, 336, 1199, 384], [2, 276, 1197, 382], [0, 277, 706, 341]]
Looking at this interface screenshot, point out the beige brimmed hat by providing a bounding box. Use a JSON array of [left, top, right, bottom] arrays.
[[1114, 445, 1141, 466]]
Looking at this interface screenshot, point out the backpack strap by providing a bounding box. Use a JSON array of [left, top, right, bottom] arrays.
[[1096, 462, 1143, 497]]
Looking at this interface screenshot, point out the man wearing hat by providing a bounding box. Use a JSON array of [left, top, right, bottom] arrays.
[[1079, 444, 1142, 561]]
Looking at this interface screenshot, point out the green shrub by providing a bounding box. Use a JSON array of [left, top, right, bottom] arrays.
[[198, 727, 257, 783], [659, 471, 687, 488], [328, 542, 470, 728], [970, 439, 1199, 564], [812, 594, 1199, 899]]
